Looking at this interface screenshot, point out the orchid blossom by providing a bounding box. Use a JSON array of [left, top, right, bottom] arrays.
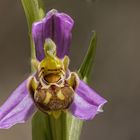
[[0, 9, 107, 129]]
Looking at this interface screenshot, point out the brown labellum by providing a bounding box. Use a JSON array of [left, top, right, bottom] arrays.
[[36, 85, 74, 112], [28, 76, 75, 113]]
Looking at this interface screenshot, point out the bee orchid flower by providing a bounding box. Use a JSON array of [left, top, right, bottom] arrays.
[[0, 9, 107, 129]]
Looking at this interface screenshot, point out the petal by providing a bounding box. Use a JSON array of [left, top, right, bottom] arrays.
[[32, 9, 74, 61], [70, 94, 99, 120], [0, 79, 36, 129], [32, 21, 45, 61], [70, 80, 107, 120], [76, 80, 107, 107]]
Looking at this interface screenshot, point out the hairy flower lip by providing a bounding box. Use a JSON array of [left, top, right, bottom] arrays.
[[0, 9, 107, 129], [29, 70, 76, 113]]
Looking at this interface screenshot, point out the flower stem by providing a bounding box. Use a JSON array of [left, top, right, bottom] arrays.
[[32, 111, 52, 140], [49, 112, 67, 140], [66, 113, 83, 140]]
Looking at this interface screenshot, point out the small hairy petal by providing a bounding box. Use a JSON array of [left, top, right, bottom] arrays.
[[32, 9, 74, 61], [70, 80, 107, 120], [0, 80, 36, 129]]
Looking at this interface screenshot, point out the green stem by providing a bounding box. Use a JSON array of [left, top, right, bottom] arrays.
[[66, 113, 83, 140], [21, 0, 45, 32], [49, 112, 67, 140], [32, 111, 52, 140]]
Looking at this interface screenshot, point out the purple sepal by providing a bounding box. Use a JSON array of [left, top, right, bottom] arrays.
[[32, 9, 74, 61], [0, 80, 36, 129], [70, 80, 107, 120]]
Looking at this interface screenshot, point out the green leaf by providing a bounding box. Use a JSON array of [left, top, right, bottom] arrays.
[[78, 31, 97, 82], [21, 0, 45, 60], [21, 0, 45, 33]]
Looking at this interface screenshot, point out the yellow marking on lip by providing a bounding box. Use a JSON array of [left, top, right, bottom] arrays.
[[57, 90, 65, 100], [44, 92, 52, 104]]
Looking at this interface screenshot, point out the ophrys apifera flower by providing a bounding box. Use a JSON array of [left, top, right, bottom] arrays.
[[29, 41, 79, 115], [0, 9, 107, 129]]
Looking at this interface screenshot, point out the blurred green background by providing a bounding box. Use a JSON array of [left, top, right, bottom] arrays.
[[0, 0, 139, 140]]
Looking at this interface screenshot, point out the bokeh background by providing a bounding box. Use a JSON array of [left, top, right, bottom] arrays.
[[0, 0, 139, 140]]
